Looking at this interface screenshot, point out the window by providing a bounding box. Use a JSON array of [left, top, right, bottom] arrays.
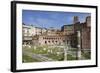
[[52, 41, 54, 43], [55, 41, 57, 43], [48, 41, 50, 43], [63, 40, 65, 43], [45, 41, 47, 44]]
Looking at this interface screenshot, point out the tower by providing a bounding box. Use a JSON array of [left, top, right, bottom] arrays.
[[73, 16, 79, 24], [86, 16, 91, 27], [73, 16, 80, 32]]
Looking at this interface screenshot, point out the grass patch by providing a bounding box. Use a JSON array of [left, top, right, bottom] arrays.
[[23, 45, 80, 61], [46, 53, 64, 61], [81, 51, 91, 59], [22, 54, 40, 63], [67, 54, 77, 60]]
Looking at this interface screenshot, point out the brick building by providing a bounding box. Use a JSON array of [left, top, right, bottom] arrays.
[[61, 16, 91, 49], [23, 16, 91, 49]]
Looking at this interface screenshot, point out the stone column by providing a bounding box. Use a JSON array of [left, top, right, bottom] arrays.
[[64, 48, 67, 60], [64, 42, 68, 61], [77, 31, 81, 60]]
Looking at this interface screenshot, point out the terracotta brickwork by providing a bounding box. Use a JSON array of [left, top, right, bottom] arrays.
[[23, 16, 91, 49]]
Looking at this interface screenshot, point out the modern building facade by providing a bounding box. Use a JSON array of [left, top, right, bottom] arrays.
[[22, 24, 47, 45]]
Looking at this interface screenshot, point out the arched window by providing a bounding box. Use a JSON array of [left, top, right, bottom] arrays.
[[45, 41, 47, 44], [48, 41, 50, 43], [63, 40, 65, 43], [52, 41, 54, 43]]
